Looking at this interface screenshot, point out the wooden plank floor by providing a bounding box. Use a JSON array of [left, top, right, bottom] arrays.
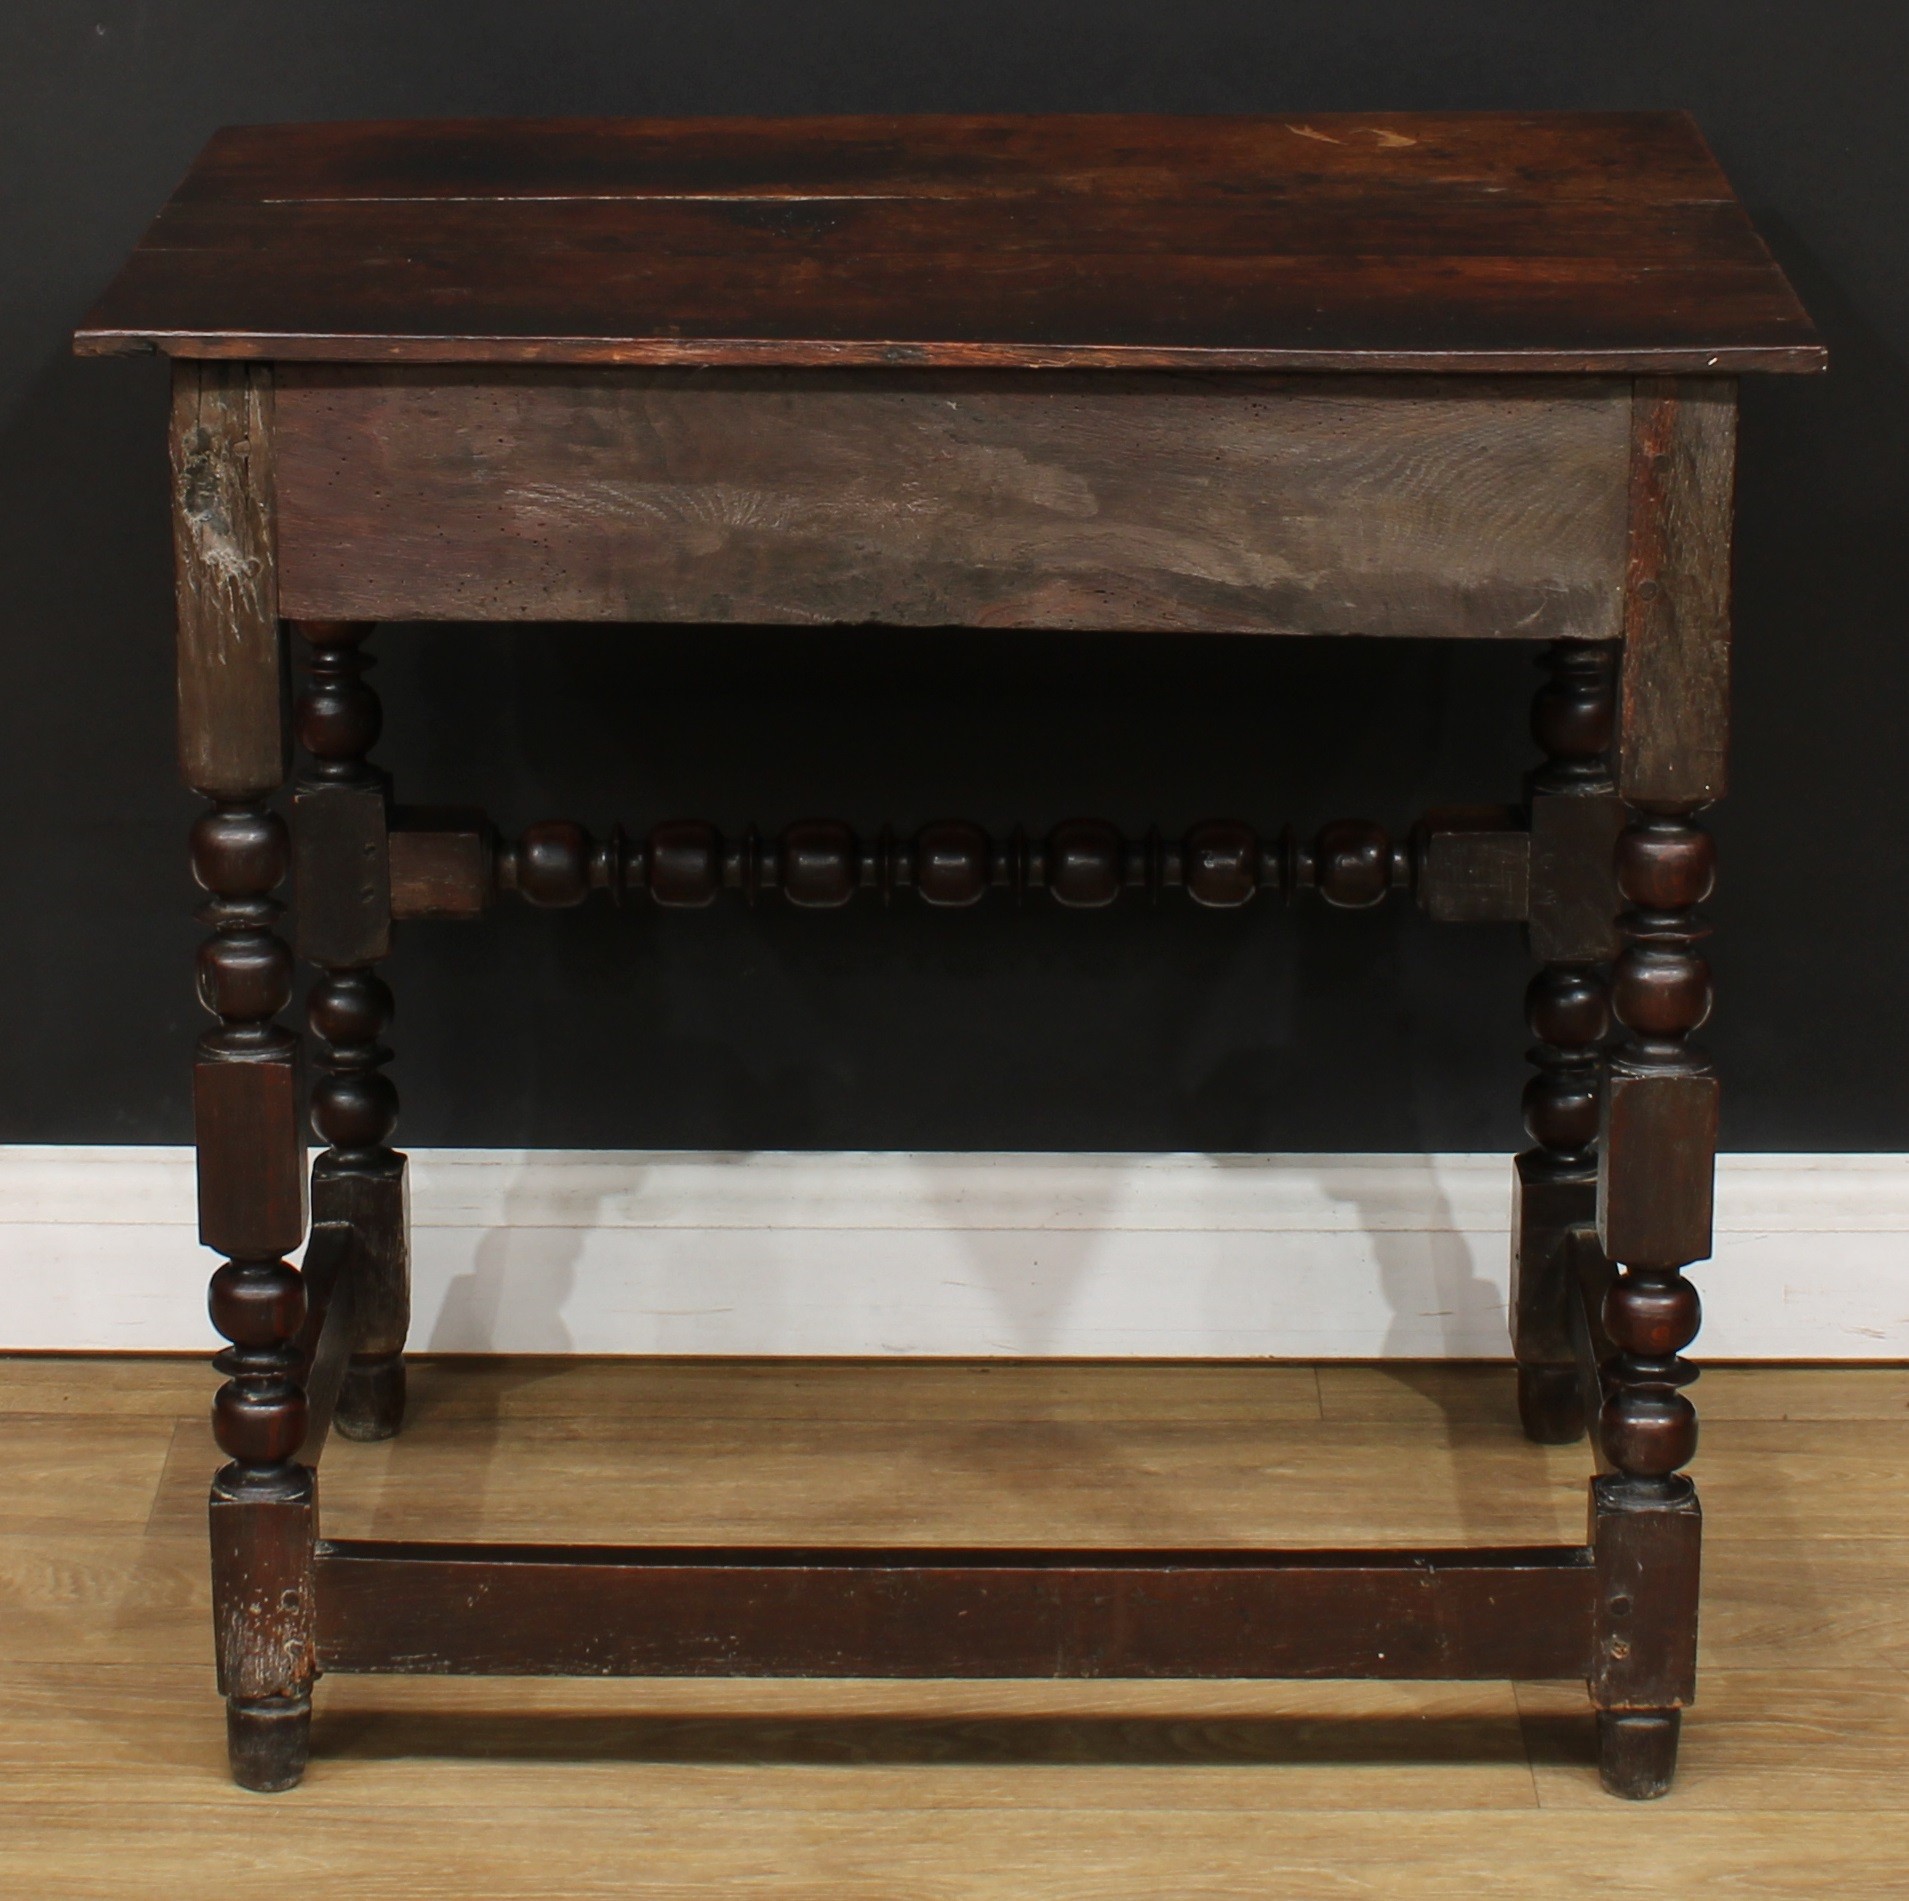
[[3, 1356, 1908, 1897]]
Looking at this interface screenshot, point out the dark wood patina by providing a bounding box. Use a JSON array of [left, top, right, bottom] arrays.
[[77, 111, 1821, 1802], [81, 113, 1818, 373]]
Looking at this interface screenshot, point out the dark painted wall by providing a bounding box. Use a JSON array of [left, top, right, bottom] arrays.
[[4, 4, 1904, 1151]]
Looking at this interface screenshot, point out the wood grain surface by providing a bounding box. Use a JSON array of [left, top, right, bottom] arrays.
[[169, 362, 282, 800], [2, 1358, 1907, 1895], [312, 1540, 1595, 1681], [74, 114, 1824, 372], [274, 369, 1632, 636], [1620, 377, 1739, 804]]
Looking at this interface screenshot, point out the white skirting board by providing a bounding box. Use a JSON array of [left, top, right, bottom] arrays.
[[2, 1147, 1907, 1359]]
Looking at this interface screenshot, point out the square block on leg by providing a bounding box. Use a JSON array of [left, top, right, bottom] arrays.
[[195, 1047, 308, 1261], [1597, 1068, 1719, 1269]]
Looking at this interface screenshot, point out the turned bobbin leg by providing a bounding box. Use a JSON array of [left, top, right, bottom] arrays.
[[195, 805, 316, 1792], [1514, 962, 1607, 1443], [1514, 642, 1623, 1444], [293, 621, 408, 1442], [173, 362, 317, 1790], [1590, 806, 1713, 1798], [310, 977, 405, 1440], [1585, 374, 1735, 1797]]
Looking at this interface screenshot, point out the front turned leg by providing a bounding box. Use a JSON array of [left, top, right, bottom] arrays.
[[294, 620, 409, 1441], [1591, 805, 1714, 1799], [193, 803, 316, 1792]]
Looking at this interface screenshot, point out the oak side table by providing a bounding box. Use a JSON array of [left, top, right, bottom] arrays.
[[77, 113, 1822, 1798]]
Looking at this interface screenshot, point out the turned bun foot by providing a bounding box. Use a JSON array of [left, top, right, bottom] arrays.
[[1517, 1364, 1586, 1445], [1597, 1708, 1681, 1799], [335, 1352, 407, 1442], [227, 1694, 311, 1792]]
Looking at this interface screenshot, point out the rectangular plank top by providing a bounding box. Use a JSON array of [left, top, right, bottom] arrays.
[[75, 113, 1822, 374]]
